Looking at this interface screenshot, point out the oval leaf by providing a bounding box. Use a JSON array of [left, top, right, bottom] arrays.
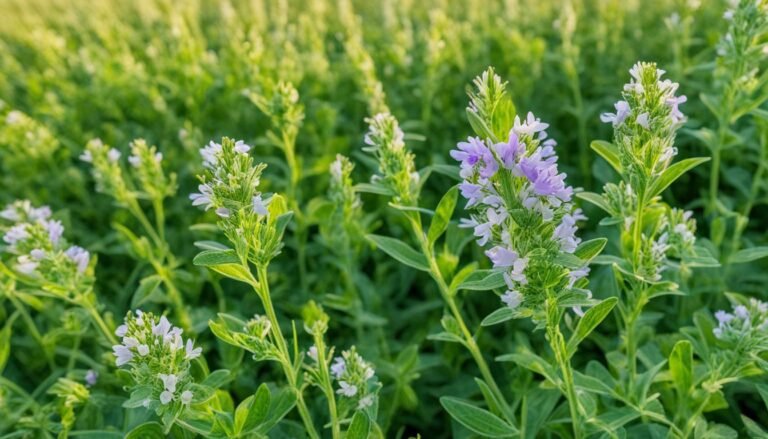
[[346, 411, 371, 439], [566, 297, 618, 358], [428, 186, 458, 245], [440, 396, 518, 438], [591, 140, 622, 173], [366, 234, 429, 272]]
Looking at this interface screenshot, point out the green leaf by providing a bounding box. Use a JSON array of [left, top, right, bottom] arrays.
[[574, 238, 607, 262], [467, 109, 499, 142], [576, 192, 612, 215], [428, 186, 458, 245], [481, 307, 517, 326], [274, 212, 293, 239], [257, 388, 297, 434], [236, 384, 271, 434], [590, 140, 622, 173], [346, 411, 371, 439], [647, 157, 710, 198], [131, 275, 162, 308], [566, 297, 618, 358], [193, 249, 240, 266], [365, 234, 429, 272], [496, 352, 558, 384], [669, 340, 693, 396], [729, 246, 768, 264], [125, 422, 165, 439], [193, 240, 230, 251], [354, 182, 395, 196], [202, 369, 232, 389], [123, 386, 153, 408], [0, 315, 14, 374], [440, 396, 518, 438], [454, 270, 506, 292]]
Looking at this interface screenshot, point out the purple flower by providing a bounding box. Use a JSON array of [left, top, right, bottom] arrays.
[[600, 100, 630, 126], [459, 182, 484, 207], [666, 95, 687, 123], [64, 246, 90, 274], [485, 246, 519, 268], [450, 137, 487, 169], [493, 132, 525, 169], [501, 290, 523, 309]]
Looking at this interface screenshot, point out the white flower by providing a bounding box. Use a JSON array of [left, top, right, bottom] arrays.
[[252, 194, 269, 216], [158, 373, 178, 393], [337, 381, 358, 397], [600, 100, 631, 126], [636, 113, 650, 129], [113, 345, 133, 366], [512, 112, 549, 136], [44, 220, 64, 245], [79, 150, 93, 163], [137, 344, 150, 356], [64, 246, 90, 274], [128, 154, 141, 167], [501, 290, 523, 309], [200, 141, 223, 169], [185, 339, 202, 360], [308, 345, 318, 362], [16, 255, 38, 274], [115, 325, 128, 337], [234, 140, 251, 154], [215, 207, 230, 218], [85, 369, 98, 387], [180, 390, 193, 405], [3, 224, 29, 245], [30, 249, 46, 260], [123, 337, 139, 348], [107, 148, 121, 163], [190, 184, 214, 210], [358, 394, 375, 409], [160, 390, 174, 405], [152, 316, 172, 338], [330, 357, 346, 378]]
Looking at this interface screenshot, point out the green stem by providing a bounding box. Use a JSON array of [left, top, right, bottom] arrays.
[[83, 302, 118, 345], [7, 293, 55, 369], [681, 393, 712, 438], [314, 335, 341, 439], [546, 298, 582, 439], [408, 218, 514, 423], [155, 264, 193, 333], [255, 264, 320, 439]]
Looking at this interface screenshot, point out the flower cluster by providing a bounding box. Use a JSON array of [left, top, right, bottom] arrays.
[[1, 200, 91, 288], [600, 62, 686, 178], [713, 299, 768, 343], [328, 347, 377, 410], [452, 108, 589, 313], [363, 113, 419, 205], [80, 139, 132, 204], [708, 298, 768, 380], [321, 154, 364, 253], [191, 137, 289, 265], [113, 311, 201, 411], [127, 139, 177, 201]]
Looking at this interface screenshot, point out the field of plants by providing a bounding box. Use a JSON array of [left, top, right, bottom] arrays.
[[2, 0, 768, 437]]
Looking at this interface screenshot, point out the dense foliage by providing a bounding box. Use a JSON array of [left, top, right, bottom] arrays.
[[2, 0, 768, 437]]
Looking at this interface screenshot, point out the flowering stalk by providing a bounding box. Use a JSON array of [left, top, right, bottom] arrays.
[[191, 137, 320, 439], [1, 200, 117, 347], [704, 0, 768, 216], [361, 108, 518, 424], [247, 81, 310, 294], [450, 68, 615, 438], [112, 311, 203, 433], [589, 62, 708, 396], [81, 138, 191, 331]]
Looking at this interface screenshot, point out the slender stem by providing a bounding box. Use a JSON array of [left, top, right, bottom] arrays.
[[408, 218, 514, 422], [546, 298, 582, 439], [155, 264, 192, 332], [152, 197, 166, 243], [7, 293, 55, 369], [681, 393, 712, 438], [255, 265, 320, 439], [315, 335, 341, 439], [83, 302, 118, 345]]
